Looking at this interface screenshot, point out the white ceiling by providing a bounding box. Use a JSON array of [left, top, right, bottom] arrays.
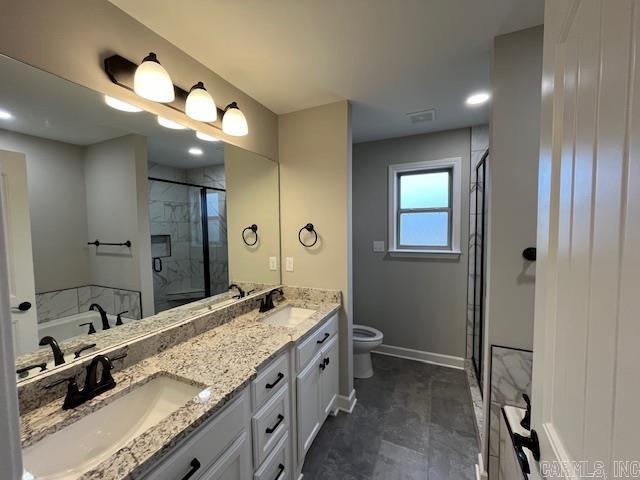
[[108, 0, 543, 142], [0, 55, 225, 168]]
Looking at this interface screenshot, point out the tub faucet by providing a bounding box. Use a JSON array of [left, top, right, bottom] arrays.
[[89, 303, 110, 330], [39, 336, 65, 366]]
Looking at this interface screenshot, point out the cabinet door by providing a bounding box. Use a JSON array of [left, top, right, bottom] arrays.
[[296, 352, 322, 458], [200, 432, 252, 480], [320, 335, 339, 419]]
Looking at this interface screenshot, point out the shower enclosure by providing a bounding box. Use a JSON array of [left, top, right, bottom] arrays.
[[149, 177, 228, 314], [471, 150, 488, 389]]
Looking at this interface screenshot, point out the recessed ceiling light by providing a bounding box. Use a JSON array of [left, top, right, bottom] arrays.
[[0, 109, 13, 120], [189, 147, 203, 156], [104, 95, 143, 113], [196, 131, 220, 142], [157, 116, 187, 130], [466, 92, 491, 106]]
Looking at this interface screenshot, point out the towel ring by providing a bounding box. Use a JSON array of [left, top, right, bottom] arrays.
[[298, 223, 318, 247], [242, 224, 258, 246]]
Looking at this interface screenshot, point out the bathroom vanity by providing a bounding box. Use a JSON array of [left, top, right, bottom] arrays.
[[18, 288, 343, 480]]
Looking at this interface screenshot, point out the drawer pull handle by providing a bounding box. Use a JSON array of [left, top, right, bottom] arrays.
[[266, 372, 284, 389], [274, 463, 285, 480], [266, 414, 284, 434], [324, 357, 330, 366], [181, 458, 201, 480], [319, 362, 326, 371], [316, 332, 330, 344]]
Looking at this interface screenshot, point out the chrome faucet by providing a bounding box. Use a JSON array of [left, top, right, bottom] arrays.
[[39, 336, 65, 366], [89, 303, 110, 330]]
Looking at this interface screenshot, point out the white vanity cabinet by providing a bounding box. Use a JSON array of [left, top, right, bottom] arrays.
[[295, 314, 340, 461], [143, 388, 252, 480]]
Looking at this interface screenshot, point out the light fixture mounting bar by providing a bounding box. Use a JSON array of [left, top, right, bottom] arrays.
[[103, 54, 225, 126]]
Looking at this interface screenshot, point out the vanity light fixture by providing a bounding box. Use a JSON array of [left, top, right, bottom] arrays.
[[0, 109, 13, 120], [133, 52, 175, 103], [104, 95, 143, 113], [195, 131, 220, 142], [222, 102, 248, 136], [188, 147, 203, 156], [157, 116, 187, 130], [186, 82, 217, 122], [465, 91, 491, 106]]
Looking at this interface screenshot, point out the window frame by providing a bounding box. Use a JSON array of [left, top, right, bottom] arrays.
[[388, 157, 462, 257]]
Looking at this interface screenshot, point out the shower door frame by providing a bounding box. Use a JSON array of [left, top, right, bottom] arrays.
[[148, 176, 226, 299], [472, 151, 488, 389]]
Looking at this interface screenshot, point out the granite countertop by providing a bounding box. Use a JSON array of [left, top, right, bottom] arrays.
[[20, 299, 340, 480]]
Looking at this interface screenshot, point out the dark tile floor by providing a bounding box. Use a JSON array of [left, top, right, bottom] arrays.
[[301, 354, 479, 479]]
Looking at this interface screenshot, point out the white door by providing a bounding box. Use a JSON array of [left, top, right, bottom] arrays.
[[320, 335, 339, 419], [532, 1, 640, 478], [0, 150, 37, 355], [296, 353, 322, 458]]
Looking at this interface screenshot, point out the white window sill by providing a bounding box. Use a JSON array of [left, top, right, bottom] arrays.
[[387, 249, 462, 259]]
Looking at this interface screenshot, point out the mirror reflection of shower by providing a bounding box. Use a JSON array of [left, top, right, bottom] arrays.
[[148, 162, 228, 314]]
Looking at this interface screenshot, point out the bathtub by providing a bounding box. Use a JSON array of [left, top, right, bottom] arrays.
[[38, 311, 133, 343]]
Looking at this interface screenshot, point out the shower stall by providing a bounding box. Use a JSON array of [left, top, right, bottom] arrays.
[[148, 176, 228, 314]]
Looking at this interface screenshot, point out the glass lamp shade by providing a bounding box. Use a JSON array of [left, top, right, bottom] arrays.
[[186, 82, 217, 122], [196, 131, 220, 142], [222, 102, 248, 136], [134, 53, 175, 103]]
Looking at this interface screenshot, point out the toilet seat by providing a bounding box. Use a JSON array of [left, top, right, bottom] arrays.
[[353, 324, 383, 343]]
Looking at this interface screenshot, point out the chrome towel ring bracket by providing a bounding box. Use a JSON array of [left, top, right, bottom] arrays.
[[298, 223, 318, 247], [242, 224, 259, 246]]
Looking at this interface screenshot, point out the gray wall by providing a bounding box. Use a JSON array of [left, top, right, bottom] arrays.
[[353, 128, 471, 358], [486, 26, 543, 352], [0, 130, 90, 293]]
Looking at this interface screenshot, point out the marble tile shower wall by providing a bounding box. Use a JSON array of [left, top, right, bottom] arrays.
[[466, 125, 489, 359], [488, 346, 533, 477], [36, 286, 142, 323], [148, 163, 228, 313]]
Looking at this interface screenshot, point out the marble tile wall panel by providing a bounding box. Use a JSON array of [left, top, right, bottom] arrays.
[[490, 346, 532, 406], [35, 289, 79, 323]]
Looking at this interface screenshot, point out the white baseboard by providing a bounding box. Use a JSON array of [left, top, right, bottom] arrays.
[[334, 389, 357, 414], [373, 344, 465, 370]]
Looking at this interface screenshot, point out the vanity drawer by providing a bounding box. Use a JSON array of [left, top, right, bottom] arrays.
[[252, 384, 290, 467], [254, 433, 290, 480], [144, 388, 250, 480], [251, 352, 289, 410], [296, 314, 338, 372]]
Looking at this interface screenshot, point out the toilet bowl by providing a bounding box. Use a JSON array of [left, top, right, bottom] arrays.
[[352, 324, 384, 379]]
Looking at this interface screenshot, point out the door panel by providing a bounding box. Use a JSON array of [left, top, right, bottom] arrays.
[[296, 353, 321, 458], [533, 0, 640, 476], [320, 335, 339, 418], [0, 150, 37, 355]]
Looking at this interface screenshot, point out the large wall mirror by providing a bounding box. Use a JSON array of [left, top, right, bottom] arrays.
[[0, 55, 281, 382]]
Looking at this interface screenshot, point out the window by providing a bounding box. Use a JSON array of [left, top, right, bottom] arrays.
[[388, 158, 462, 255]]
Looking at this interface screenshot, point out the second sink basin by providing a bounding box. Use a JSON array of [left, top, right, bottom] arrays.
[[22, 375, 202, 480], [262, 306, 316, 327]]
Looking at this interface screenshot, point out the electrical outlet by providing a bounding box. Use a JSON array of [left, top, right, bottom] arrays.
[[373, 241, 385, 252], [269, 256, 278, 271], [285, 257, 294, 272]]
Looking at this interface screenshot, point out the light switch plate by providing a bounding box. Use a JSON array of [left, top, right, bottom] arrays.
[[373, 241, 385, 252], [269, 256, 278, 271], [285, 257, 294, 272]]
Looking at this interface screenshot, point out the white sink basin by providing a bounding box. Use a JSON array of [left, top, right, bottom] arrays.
[[262, 306, 316, 328], [22, 376, 202, 480]]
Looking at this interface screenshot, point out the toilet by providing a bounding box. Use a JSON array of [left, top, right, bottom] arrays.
[[352, 324, 384, 378]]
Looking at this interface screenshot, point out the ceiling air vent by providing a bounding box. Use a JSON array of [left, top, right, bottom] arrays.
[[407, 109, 436, 124]]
